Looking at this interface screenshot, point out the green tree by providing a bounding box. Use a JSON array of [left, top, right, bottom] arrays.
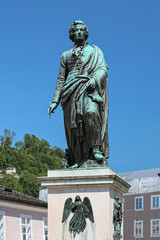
[[52, 147, 65, 158], [0, 151, 6, 170], [0, 174, 22, 192], [15, 141, 24, 150], [0, 130, 64, 198], [19, 171, 41, 198], [0, 129, 16, 148]]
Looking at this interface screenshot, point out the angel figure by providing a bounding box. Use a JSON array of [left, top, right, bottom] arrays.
[[113, 196, 123, 238], [62, 195, 94, 237]]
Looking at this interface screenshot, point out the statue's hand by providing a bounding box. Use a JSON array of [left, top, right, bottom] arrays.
[[48, 102, 58, 115], [87, 78, 96, 91]]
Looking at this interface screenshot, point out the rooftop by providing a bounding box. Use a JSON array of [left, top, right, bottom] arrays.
[[119, 168, 160, 194], [0, 185, 47, 208], [119, 168, 160, 182]]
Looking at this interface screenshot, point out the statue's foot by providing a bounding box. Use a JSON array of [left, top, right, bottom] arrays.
[[93, 151, 104, 161], [113, 233, 122, 238], [69, 163, 79, 169]]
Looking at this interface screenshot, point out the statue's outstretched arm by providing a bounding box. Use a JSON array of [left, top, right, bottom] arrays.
[[49, 53, 67, 115], [53, 52, 68, 104]]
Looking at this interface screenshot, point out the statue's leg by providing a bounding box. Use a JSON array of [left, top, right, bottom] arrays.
[[63, 101, 84, 167], [70, 128, 84, 165], [84, 95, 103, 160]]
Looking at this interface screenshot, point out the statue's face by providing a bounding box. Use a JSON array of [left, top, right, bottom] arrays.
[[75, 195, 81, 201], [73, 24, 86, 43]]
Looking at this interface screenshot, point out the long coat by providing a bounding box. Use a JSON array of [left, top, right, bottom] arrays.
[[53, 44, 109, 165]]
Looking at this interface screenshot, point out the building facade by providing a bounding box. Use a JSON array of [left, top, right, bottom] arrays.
[[0, 185, 48, 240], [120, 168, 160, 240]]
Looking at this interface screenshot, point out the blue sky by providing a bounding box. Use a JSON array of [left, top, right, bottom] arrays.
[[0, 0, 160, 173]]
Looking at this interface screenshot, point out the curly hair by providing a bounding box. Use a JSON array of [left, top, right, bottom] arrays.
[[69, 20, 89, 42]]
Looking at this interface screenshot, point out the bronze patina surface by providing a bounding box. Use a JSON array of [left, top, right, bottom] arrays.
[[113, 196, 123, 238], [49, 20, 109, 168], [62, 195, 94, 237]]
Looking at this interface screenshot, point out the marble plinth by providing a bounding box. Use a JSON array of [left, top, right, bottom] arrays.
[[40, 168, 130, 240]]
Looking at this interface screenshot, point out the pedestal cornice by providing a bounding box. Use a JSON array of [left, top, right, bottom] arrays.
[[39, 168, 130, 194]]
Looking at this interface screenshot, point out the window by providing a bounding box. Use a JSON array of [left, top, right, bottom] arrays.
[[0, 211, 5, 239], [135, 196, 143, 210], [43, 217, 48, 240], [20, 214, 32, 240], [151, 219, 160, 237], [134, 220, 143, 238], [151, 195, 160, 209]]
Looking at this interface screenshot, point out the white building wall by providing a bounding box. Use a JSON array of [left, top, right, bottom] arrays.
[[0, 200, 47, 240]]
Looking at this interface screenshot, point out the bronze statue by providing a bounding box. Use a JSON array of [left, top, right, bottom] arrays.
[[113, 196, 123, 238], [49, 20, 109, 168], [62, 195, 94, 237]]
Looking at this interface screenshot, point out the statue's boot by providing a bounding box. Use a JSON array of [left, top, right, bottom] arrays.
[[69, 163, 79, 169], [93, 150, 104, 161]]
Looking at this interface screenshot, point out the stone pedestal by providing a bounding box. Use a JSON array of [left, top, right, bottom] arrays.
[[40, 168, 130, 240]]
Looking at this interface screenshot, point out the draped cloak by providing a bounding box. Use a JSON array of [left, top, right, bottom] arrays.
[[53, 45, 109, 165]]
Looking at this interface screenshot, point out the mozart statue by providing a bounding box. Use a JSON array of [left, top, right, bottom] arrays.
[[48, 20, 109, 168]]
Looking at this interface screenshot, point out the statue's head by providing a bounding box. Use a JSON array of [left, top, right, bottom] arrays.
[[69, 20, 89, 43], [75, 195, 82, 202], [114, 196, 119, 201]]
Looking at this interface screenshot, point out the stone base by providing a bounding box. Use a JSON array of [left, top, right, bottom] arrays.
[[113, 237, 122, 240], [40, 168, 130, 240]]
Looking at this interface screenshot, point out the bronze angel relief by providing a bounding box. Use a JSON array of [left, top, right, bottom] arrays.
[[62, 195, 94, 237]]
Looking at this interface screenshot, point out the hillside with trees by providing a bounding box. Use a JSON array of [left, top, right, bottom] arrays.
[[0, 129, 64, 198]]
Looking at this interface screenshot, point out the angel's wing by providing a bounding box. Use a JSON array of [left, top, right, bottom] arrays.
[[62, 197, 72, 223], [83, 197, 94, 223]]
